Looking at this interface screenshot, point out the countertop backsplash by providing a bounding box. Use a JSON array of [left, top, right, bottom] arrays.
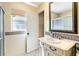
[[45, 32, 79, 42]]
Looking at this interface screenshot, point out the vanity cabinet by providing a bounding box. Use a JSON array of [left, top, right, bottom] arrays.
[[41, 42, 76, 56]]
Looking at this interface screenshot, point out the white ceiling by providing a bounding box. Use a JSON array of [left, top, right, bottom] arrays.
[[51, 2, 72, 13], [25, 2, 43, 7]]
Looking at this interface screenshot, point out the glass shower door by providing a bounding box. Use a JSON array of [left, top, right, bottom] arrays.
[[0, 7, 4, 56]]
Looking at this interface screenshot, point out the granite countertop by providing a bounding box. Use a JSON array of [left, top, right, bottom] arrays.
[[38, 37, 76, 51]]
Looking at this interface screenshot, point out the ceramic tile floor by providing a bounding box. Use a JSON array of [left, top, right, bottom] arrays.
[[24, 48, 42, 56]]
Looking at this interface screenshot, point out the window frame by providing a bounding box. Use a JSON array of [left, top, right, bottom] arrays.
[[11, 15, 27, 32]]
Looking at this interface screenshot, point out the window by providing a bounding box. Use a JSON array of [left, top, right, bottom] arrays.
[[11, 16, 27, 31]]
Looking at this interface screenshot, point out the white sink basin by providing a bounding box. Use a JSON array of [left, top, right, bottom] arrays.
[[44, 37, 60, 43], [44, 36, 61, 43], [51, 38, 60, 43]]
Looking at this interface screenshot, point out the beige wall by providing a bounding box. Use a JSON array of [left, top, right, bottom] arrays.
[[60, 11, 72, 17], [51, 12, 58, 20], [37, 2, 49, 32], [1, 3, 11, 32], [51, 9, 72, 20], [51, 11, 72, 21]]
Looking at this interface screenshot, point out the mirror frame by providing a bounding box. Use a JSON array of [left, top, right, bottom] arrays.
[[49, 2, 78, 34]]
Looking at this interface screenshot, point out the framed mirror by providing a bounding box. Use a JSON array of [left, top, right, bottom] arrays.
[[49, 2, 77, 34]]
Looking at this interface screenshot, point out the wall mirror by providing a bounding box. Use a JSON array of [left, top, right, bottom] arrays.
[[49, 2, 77, 33]]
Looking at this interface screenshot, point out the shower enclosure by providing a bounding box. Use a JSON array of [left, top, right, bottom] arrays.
[[0, 7, 4, 56]]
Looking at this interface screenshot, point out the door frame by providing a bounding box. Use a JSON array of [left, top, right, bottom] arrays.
[[38, 10, 44, 37]]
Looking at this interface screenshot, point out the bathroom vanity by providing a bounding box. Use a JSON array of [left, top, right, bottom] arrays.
[[45, 2, 78, 56], [38, 37, 76, 56]]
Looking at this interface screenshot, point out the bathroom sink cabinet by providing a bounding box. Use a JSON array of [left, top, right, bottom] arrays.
[[41, 42, 76, 56]]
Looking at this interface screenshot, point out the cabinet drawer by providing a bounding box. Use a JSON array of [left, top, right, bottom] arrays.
[[42, 43, 64, 56], [48, 51, 60, 56], [41, 42, 74, 56], [48, 47, 64, 56]]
